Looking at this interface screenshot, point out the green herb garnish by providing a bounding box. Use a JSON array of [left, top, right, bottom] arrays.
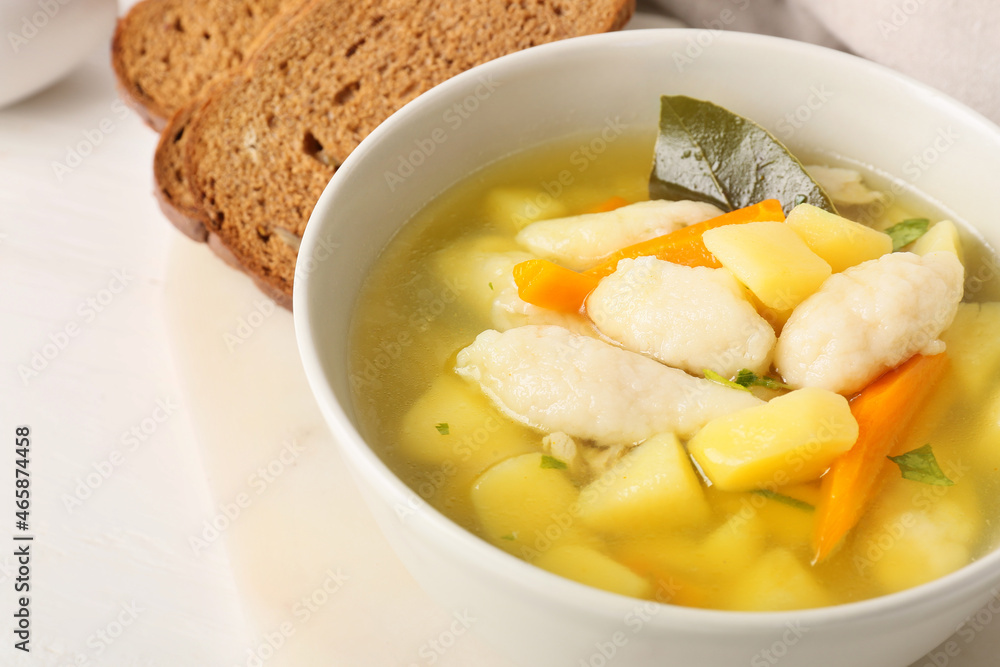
[[435, 422, 450, 435], [540, 455, 568, 470], [753, 489, 815, 512], [734, 369, 792, 391], [649, 96, 836, 215], [500, 534, 516, 541], [489, 282, 494, 290], [703, 369, 750, 392], [888, 444, 954, 486], [885, 218, 929, 251]]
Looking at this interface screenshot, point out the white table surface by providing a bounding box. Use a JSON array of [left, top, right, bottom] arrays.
[[1, 5, 998, 667]]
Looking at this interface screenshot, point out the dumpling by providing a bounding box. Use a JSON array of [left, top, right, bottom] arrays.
[[776, 251, 964, 395], [515, 199, 723, 270], [455, 325, 762, 444], [587, 257, 775, 377]]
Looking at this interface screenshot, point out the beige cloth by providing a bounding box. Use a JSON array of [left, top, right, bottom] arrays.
[[644, 0, 1000, 126]]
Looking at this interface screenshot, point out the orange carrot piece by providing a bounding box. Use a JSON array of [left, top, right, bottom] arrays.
[[584, 195, 630, 214], [812, 352, 950, 562], [513, 259, 601, 313], [583, 199, 785, 279]]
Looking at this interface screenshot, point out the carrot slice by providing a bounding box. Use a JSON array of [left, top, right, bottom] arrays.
[[584, 199, 785, 279], [812, 352, 950, 562], [584, 195, 630, 214], [512, 259, 601, 313]]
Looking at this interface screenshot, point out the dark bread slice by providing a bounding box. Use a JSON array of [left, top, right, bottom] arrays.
[[184, 0, 636, 306], [150, 5, 308, 239], [153, 99, 208, 241], [111, 0, 300, 130], [154, 94, 295, 309]]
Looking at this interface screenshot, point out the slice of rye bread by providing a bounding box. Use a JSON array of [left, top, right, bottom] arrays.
[[154, 100, 208, 241], [154, 92, 298, 308], [183, 0, 636, 307], [111, 0, 303, 131]]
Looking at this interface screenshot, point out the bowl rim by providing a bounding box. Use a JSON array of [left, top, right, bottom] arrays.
[[295, 28, 1000, 632]]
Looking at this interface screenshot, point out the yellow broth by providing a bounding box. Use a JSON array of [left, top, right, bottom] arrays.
[[348, 132, 1000, 610]]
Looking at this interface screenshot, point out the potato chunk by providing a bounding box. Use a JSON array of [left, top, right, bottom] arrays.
[[429, 235, 530, 321], [471, 453, 579, 554], [727, 548, 831, 611], [399, 375, 536, 473], [575, 433, 711, 533], [785, 203, 892, 272], [941, 302, 1000, 399], [622, 512, 766, 579], [972, 389, 1000, 470], [702, 220, 832, 310], [535, 545, 652, 598], [855, 476, 978, 594], [912, 220, 964, 265], [484, 187, 569, 233], [688, 387, 858, 491]]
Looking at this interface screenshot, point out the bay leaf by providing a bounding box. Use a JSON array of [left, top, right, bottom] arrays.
[[649, 96, 836, 215]]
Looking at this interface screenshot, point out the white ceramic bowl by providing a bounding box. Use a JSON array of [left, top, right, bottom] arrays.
[[295, 30, 1000, 667], [0, 0, 117, 108]]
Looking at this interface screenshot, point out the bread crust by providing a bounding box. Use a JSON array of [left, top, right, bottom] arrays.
[[149, 5, 308, 245], [153, 101, 210, 241], [111, 11, 169, 130], [206, 232, 293, 310], [182, 0, 637, 306], [111, 0, 298, 130]]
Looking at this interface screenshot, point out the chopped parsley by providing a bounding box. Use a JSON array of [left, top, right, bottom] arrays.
[[734, 369, 792, 391], [540, 455, 568, 470], [489, 282, 494, 290], [888, 444, 955, 486], [703, 369, 750, 392], [886, 218, 930, 251], [752, 489, 815, 512], [435, 422, 450, 435], [500, 534, 516, 541]]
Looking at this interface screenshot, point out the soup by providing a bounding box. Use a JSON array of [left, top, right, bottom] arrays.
[[348, 105, 1000, 611]]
